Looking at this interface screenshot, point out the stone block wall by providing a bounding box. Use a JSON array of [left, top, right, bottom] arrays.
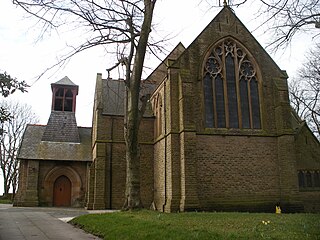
[[14, 160, 39, 207], [38, 160, 88, 207], [89, 112, 154, 209], [16, 159, 88, 208], [196, 135, 280, 211], [153, 139, 166, 211], [294, 125, 320, 212]]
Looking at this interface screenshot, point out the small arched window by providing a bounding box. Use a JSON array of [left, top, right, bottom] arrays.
[[203, 38, 261, 129]]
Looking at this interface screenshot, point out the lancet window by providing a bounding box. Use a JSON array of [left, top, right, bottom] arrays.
[[203, 38, 261, 129], [154, 93, 163, 138]]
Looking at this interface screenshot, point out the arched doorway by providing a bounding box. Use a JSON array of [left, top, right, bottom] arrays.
[[53, 175, 71, 207]]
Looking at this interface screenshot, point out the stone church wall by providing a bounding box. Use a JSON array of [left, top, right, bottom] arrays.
[[294, 125, 320, 212], [89, 113, 154, 209], [38, 160, 88, 207], [153, 139, 166, 210], [14, 160, 39, 207], [196, 135, 280, 211]]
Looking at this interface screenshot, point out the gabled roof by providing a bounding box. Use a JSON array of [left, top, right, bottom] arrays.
[[170, 6, 287, 78]]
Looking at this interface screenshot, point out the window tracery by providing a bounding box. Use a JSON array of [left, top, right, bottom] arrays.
[[203, 38, 261, 129]]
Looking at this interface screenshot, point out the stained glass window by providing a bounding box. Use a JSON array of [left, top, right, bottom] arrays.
[[203, 38, 261, 129]]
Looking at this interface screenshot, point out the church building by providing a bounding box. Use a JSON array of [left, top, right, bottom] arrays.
[[15, 6, 320, 212]]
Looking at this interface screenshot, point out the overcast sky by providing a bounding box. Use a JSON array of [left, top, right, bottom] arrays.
[[0, 0, 315, 195]]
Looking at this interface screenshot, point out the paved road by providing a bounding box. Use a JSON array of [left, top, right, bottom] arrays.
[[0, 204, 103, 240]]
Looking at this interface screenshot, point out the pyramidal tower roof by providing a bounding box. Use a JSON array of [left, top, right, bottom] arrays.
[[53, 76, 77, 86]]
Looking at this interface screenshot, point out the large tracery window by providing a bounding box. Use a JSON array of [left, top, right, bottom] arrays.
[[203, 38, 261, 129]]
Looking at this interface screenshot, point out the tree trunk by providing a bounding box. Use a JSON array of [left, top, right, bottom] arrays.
[[4, 179, 10, 198], [123, 0, 156, 210], [123, 88, 142, 209]]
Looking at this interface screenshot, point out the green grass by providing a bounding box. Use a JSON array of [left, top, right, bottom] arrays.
[[0, 199, 12, 204], [70, 210, 320, 240]]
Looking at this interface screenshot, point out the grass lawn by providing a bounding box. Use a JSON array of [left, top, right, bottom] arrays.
[[0, 199, 12, 204], [70, 210, 320, 240]]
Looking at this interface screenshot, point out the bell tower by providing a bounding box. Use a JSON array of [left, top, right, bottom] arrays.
[[42, 76, 80, 143], [51, 76, 79, 112]]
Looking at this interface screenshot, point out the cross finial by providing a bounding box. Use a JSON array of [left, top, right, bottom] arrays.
[[223, 0, 228, 6]]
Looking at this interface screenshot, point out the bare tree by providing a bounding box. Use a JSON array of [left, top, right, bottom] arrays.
[[289, 44, 320, 138], [13, 0, 158, 209], [0, 101, 39, 198], [204, 0, 320, 50]]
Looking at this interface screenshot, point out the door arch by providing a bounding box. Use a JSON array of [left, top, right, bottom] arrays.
[[53, 175, 71, 207]]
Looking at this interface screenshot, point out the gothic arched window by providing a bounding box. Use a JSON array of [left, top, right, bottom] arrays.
[[203, 38, 261, 129]]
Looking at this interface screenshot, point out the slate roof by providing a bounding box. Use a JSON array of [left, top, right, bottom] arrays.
[[41, 111, 80, 143], [18, 124, 92, 161], [97, 44, 186, 117], [51, 76, 79, 94], [102, 79, 125, 116], [101, 79, 155, 117], [53, 76, 77, 86]]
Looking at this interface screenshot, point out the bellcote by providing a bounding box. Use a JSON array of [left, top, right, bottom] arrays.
[[51, 76, 79, 112], [42, 76, 80, 143]]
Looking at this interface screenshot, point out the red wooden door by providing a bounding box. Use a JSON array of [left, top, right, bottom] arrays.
[[53, 175, 71, 207]]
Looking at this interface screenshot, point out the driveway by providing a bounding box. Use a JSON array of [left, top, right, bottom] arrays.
[[0, 204, 103, 240]]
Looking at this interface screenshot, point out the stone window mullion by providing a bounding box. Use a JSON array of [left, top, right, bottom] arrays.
[[234, 45, 242, 128], [221, 42, 229, 128]]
